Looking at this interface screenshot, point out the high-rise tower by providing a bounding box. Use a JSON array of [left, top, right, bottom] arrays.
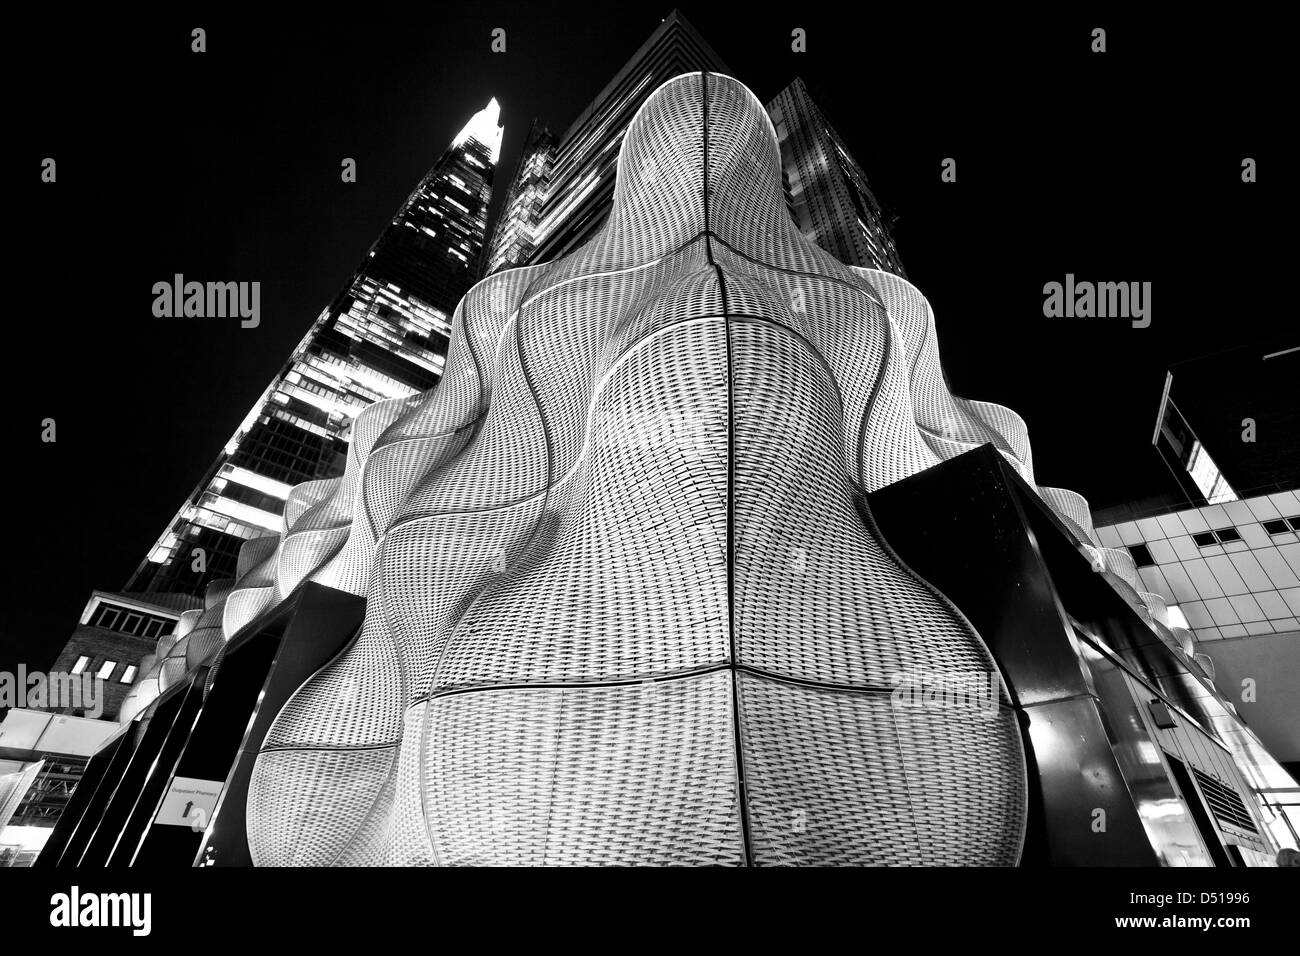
[[766, 78, 907, 276], [483, 15, 906, 280], [480, 120, 557, 276], [482, 10, 731, 273], [127, 100, 504, 596]]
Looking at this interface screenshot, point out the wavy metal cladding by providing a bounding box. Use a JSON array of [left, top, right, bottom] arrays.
[[237, 72, 1042, 866]]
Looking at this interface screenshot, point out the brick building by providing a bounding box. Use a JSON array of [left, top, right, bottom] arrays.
[[42, 591, 202, 721]]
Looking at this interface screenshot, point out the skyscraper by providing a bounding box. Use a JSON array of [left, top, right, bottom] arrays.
[[482, 14, 906, 281], [482, 10, 732, 271], [766, 78, 907, 275], [479, 120, 556, 276], [127, 100, 504, 597]]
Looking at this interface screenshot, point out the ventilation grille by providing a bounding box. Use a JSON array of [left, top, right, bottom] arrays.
[[1192, 767, 1257, 834]]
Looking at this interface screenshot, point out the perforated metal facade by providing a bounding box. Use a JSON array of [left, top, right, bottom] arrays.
[[118, 72, 1177, 866]]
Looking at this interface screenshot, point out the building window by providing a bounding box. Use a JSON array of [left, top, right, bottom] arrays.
[[1184, 439, 1237, 505], [96, 660, 118, 680], [122, 613, 143, 635], [119, 664, 138, 684], [1288, 516, 1300, 532], [70, 655, 90, 675], [1193, 528, 1240, 547], [1128, 543, 1156, 567], [143, 618, 163, 639], [95, 606, 121, 629], [1263, 519, 1290, 535]]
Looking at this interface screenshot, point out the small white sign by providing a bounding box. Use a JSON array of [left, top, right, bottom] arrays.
[[154, 776, 224, 829]]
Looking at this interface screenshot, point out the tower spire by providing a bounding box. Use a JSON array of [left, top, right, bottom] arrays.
[[454, 97, 504, 163]]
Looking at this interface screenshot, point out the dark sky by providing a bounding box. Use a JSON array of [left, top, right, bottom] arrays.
[[11, 6, 1286, 672]]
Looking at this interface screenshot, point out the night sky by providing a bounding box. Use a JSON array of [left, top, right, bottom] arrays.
[[11, 6, 1286, 673]]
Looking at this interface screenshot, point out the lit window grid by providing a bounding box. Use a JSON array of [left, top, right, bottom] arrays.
[[765, 81, 907, 277], [131, 111, 493, 595], [544, 70, 654, 189]]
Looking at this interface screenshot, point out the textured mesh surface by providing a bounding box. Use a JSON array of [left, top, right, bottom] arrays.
[[421, 675, 745, 866], [117, 651, 159, 724], [1039, 486, 1100, 546], [1100, 547, 1139, 590], [222, 536, 280, 639], [184, 579, 234, 670], [740, 674, 1025, 865], [157, 607, 204, 693], [1194, 653, 1216, 683], [237, 73, 1041, 866], [1139, 591, 1169, 627]]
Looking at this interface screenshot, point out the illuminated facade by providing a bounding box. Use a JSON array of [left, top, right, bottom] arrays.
[[766, 78, 907, 275], [0, 710, 120, 865], [126, 100, 504, 597], [141, 69, 1269, 867], [483, 15, 905, 283], [224, 71, 1038, 865], [45, 64, 1294, 870], [482, 10, 731, 272], [480, 121, 556, 276]]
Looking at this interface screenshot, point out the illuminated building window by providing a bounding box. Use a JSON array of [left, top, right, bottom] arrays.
[[70, 655, 90, 675], [96, 660, 118, 680], [119, 665, 138, 684], [1155, 393, 1238, 506], [125, 96, 501, 596]]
